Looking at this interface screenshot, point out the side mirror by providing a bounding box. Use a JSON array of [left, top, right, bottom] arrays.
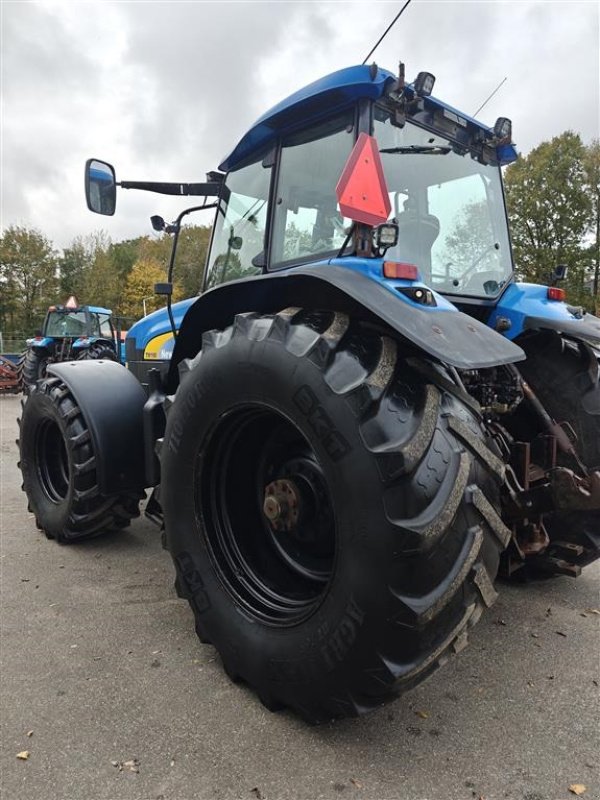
[[85, 159, 116, 216]]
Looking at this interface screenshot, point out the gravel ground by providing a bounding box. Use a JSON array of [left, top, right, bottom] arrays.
[[1, 393, 598, 800]]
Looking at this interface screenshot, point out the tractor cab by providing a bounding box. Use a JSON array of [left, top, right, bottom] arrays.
[[42, 302, 115, 341], [204, 64, 517, 309], [19, 297, 121, 393]]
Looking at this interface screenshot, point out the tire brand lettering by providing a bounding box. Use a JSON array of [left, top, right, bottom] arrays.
[[293, 385, 350, 462], [175, 551, 211, 613], [321, 598, 364, 671]]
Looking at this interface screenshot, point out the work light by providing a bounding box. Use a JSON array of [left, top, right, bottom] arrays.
[[493, 117, 512, 141], [414, 72, 436, 97]]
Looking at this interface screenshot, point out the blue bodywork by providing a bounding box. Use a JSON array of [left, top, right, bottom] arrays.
[[126, 299, 196, 353], [489, 283, 590, 340]]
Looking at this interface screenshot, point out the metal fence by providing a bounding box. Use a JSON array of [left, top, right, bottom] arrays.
[[0, 334, 27, 356]]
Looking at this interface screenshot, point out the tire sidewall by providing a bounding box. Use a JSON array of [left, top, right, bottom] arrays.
[[20, 389, 75, 534], [162, 331, 410, 693]]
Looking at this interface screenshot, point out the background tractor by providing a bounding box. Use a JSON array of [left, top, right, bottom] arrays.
[[18, 296, 124, 393], [18, 62, 600, 723]]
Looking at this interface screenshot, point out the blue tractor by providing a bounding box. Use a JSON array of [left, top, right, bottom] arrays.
[[18, 64, 600, 722], [18, 298, 123, 393]]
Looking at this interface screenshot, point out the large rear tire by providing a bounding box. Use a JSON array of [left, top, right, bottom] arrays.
[[517, 331, 600, 569], [77, 342, 118, 362], [161, 309, 509, 722], [18, 376, 142, 543]]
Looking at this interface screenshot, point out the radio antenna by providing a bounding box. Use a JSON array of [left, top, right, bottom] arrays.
[[361, 0, 414, 66], [473, 77, 507, 117]]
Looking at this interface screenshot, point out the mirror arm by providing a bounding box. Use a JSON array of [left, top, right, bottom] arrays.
[[118, 180, 222, 197]]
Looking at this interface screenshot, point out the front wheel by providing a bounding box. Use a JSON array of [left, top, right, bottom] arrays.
[[18, 377, 142, 542], [161, 309, 509, 722], [18, 348, 49, 394]]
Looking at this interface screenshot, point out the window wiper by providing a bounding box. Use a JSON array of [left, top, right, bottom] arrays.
[[379, 145, 451, 155]]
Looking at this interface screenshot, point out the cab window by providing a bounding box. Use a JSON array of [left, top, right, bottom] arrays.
[[204, 157, 271, 289], [270, 113, 355, 267], [98, 313, 113, 337]]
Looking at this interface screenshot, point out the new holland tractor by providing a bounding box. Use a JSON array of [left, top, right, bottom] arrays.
[[18, 297, 123, 393], [17, 63, 600, 722]]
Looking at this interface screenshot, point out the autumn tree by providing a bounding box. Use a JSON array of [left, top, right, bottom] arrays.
[[0, 225, 59, 335], [120, 256, 183, 319], [504, 131, 594, 307]]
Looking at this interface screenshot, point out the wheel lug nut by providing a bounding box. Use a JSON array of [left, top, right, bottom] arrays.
[[263, 496, 281, 521]]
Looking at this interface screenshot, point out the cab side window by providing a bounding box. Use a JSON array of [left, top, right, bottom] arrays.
[[270, 113, 355, 267], [205, 158, 271, 289]]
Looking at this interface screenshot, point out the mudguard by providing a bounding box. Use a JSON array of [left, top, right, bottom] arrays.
[[167, 265, 525, 392], [489, 283, 600, 344], [524, 314, 600, 344], [47, 360, 147, 494]]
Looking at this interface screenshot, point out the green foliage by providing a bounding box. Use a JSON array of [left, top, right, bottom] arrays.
[[0, 222, 212, 338], [442, 200, 495, 278], [583, 139, 599, 308], [505, 132, 597, 309], [0, 225, 59, 335]]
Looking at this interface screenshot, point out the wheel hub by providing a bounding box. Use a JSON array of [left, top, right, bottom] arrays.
[[263, 479, 300, 532]]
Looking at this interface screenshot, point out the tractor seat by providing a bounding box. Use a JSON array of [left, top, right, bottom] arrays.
[[395, 210, 440, 271]]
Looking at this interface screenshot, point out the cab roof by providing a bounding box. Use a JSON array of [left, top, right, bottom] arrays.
[[219, 64, 517, 172]]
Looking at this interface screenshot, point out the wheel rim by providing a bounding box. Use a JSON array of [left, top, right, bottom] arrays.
[[35, 419, 70, 502], [199, 405, 336, 626]]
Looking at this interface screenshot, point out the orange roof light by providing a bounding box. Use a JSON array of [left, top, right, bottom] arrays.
[[547, 287, 566, 301]]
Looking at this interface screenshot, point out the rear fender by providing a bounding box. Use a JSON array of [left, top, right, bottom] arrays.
[[167, 264, 524, 392], [489, 283, 600, 344], [47, 360, 148, 494]]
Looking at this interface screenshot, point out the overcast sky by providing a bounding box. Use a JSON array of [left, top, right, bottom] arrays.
[[1, 0, 598, 250]]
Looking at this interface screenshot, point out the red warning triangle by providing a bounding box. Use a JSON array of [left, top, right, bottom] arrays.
[[336, 133, 391, 227]]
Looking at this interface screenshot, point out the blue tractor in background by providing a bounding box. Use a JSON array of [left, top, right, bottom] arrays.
[[18, 297, 123, 393], [18, 63, 600, 722]]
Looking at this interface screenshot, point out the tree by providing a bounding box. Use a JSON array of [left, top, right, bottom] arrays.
[[120, 256, 183, 319], [0, 225, 59, 335], [80, 232, 122, 312], [583, 139, 600, 306], [504, 131, 594, 307], [58, 236, 92, 298], [441, 199, 496, 279]]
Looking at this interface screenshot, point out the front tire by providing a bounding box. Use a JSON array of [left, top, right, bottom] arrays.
[[161, 310, 509, 722], [18, 348, 49, 394], [18, 377, 142, 542]]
